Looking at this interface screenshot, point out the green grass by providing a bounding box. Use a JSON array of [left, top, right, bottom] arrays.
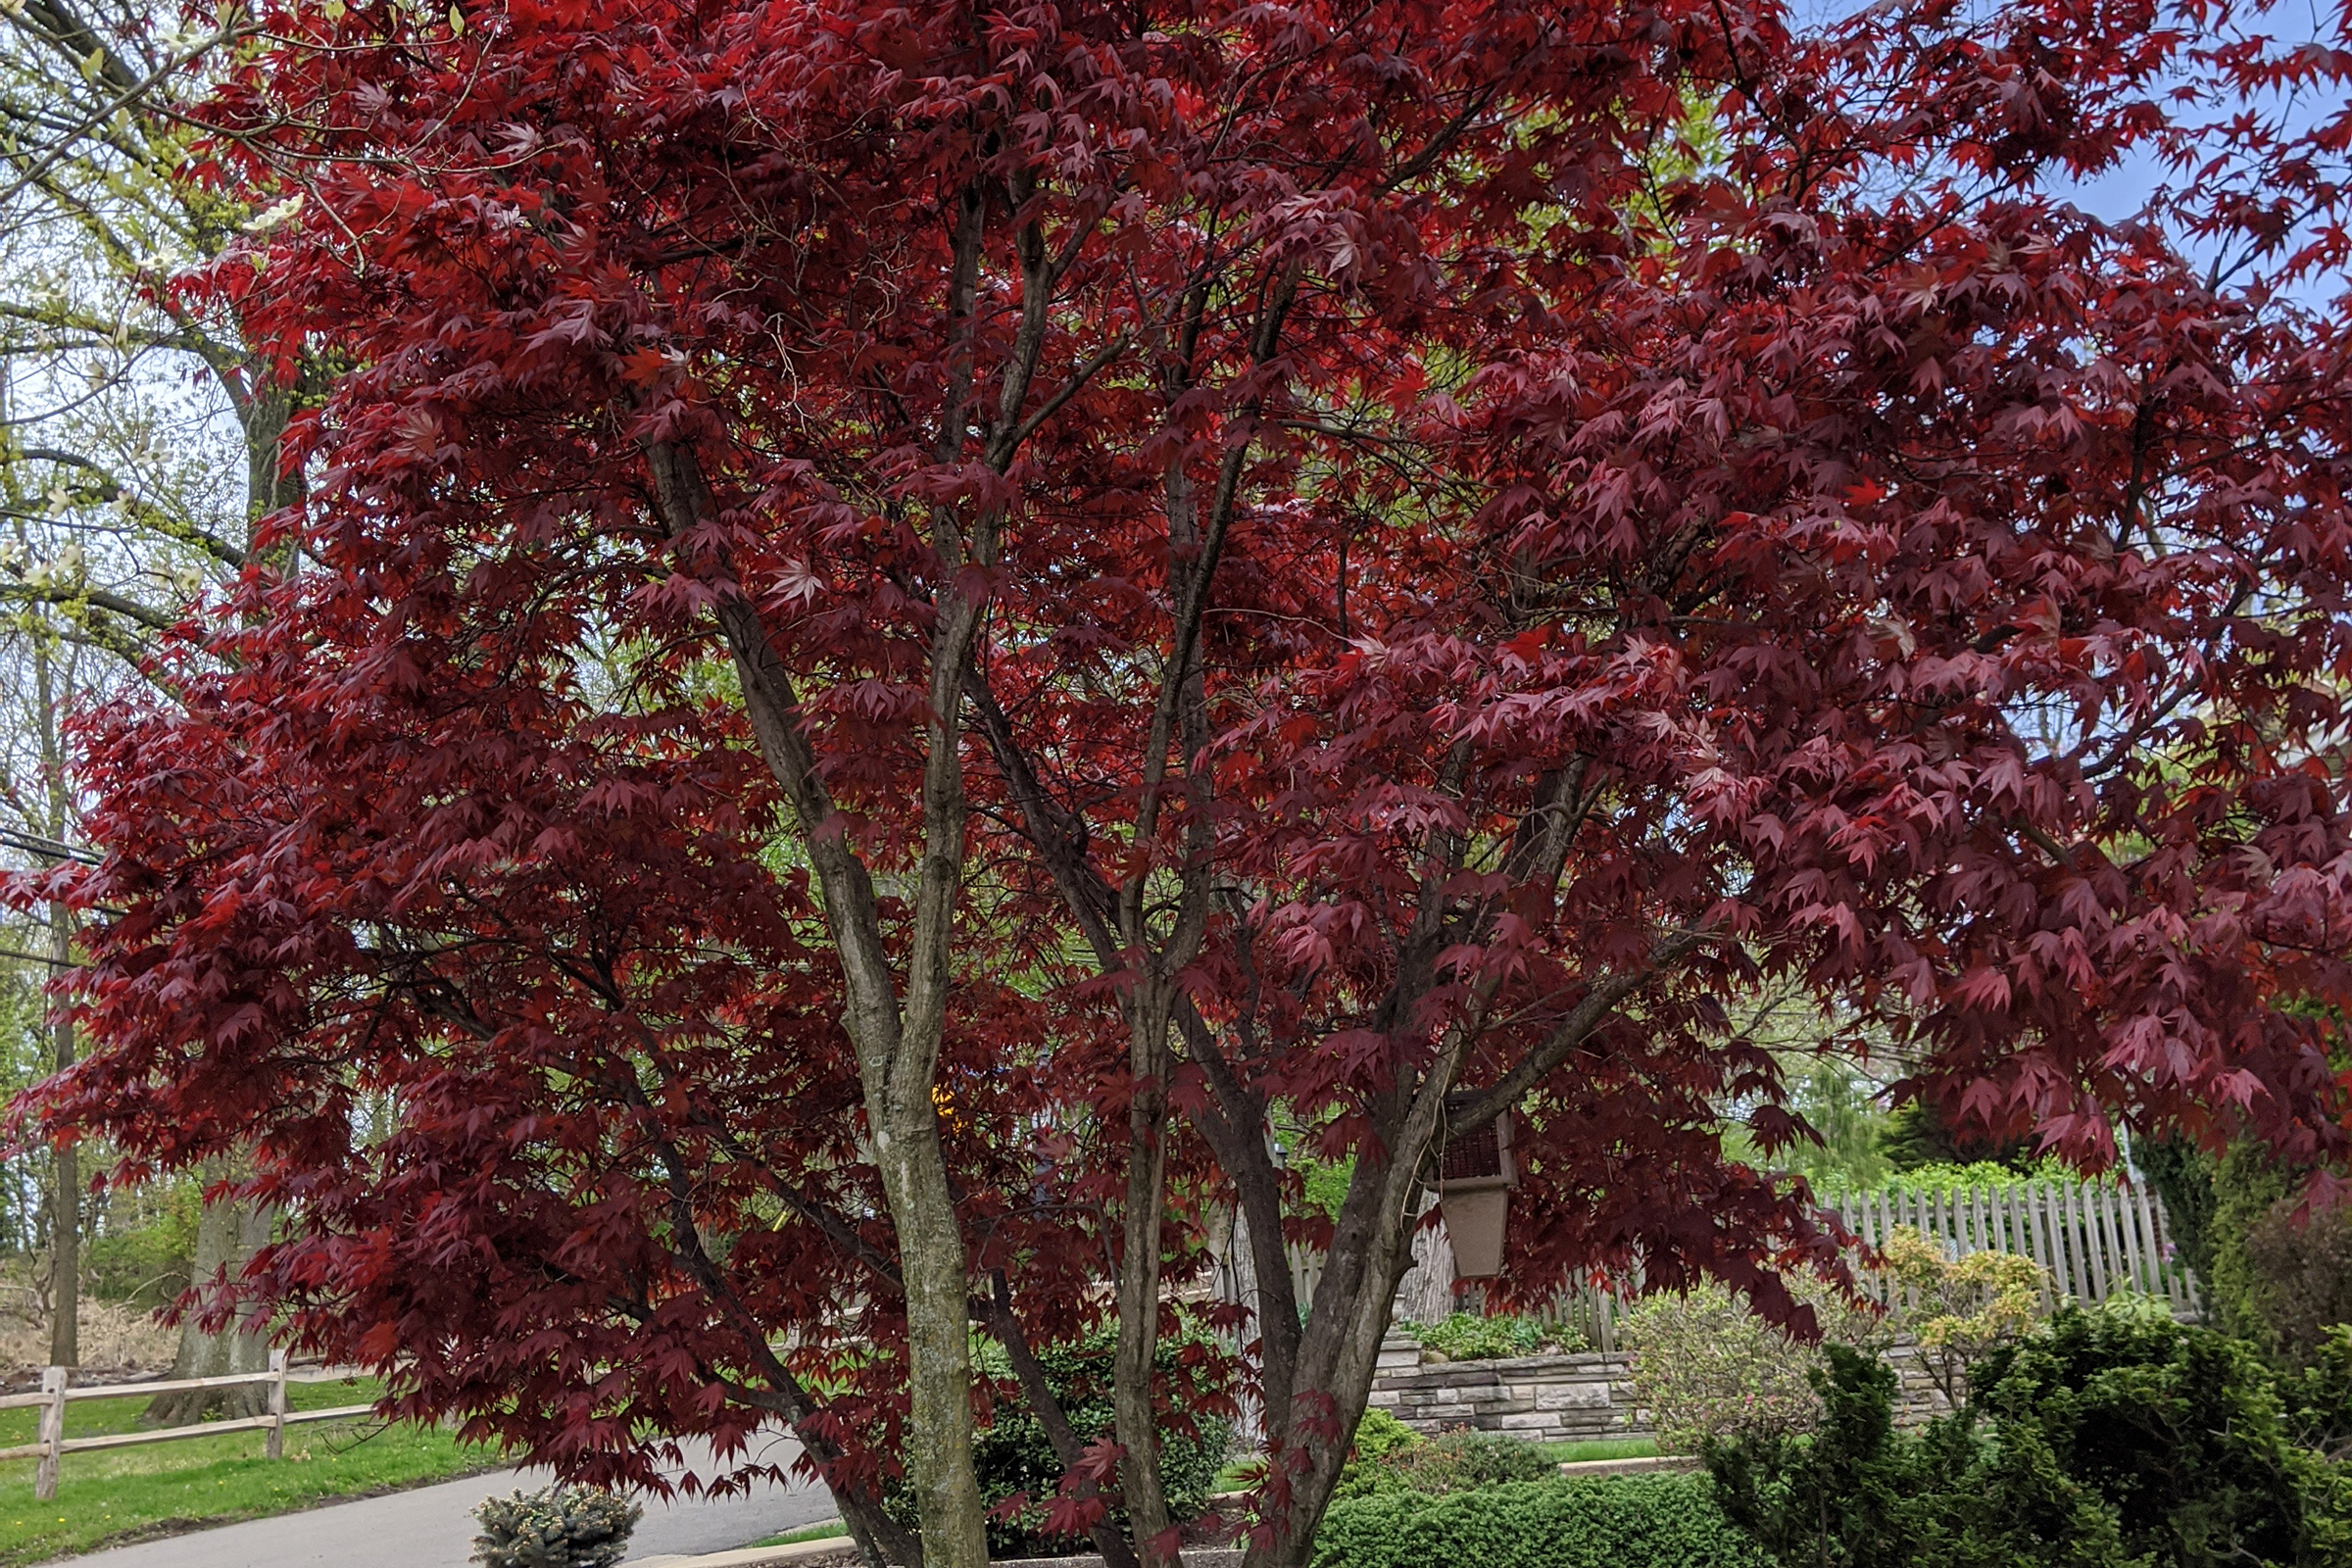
[[1537, 1438, 1662, 1464], [0, 1374, 497, 1565], [752, 1517, 849, 1547], [1211, 1456, 1263, 1494]]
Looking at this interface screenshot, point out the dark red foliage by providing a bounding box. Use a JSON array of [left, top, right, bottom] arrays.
[[11, 0, 2352, 1560]]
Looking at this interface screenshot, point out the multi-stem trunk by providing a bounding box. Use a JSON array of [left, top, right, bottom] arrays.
[[1241, 936, 1676, 1568], [648, 428, 994, 1568]]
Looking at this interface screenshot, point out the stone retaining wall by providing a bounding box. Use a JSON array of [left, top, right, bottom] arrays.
[[1366, 1332, 1953, 1444]]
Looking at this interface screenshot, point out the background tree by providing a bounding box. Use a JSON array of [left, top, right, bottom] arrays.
[[0, 0, 298, 1415]]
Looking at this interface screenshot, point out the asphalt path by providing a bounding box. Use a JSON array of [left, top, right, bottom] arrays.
[[50, 1433, 835, 1568]]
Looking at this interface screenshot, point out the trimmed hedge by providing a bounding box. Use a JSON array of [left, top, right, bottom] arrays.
[[1309, 1474, 1764, 1568]]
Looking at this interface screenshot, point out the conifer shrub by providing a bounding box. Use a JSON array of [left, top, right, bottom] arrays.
[[1706, 1304, 2352, 1568], [471, 1486, 641, 1568]]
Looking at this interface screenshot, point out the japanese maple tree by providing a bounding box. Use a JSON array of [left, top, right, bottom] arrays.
[[14, 1, 2352, 1567]]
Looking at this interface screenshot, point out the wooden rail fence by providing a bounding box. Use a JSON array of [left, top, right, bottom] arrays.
[[0, 1351, 375, 1499]]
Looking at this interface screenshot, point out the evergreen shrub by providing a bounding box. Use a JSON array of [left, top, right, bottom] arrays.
[[1707, 1303, 2352, 1568]]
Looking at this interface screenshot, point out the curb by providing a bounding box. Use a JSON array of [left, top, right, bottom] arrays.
[[623, 1533, 855, 1568], [1557, 1454, 1698, 1477], [623, 1544, 1245, 1568], [615, 1473, 1694, 1568]]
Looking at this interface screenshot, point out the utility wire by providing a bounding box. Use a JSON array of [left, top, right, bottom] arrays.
[[0, 826, 96, 864]]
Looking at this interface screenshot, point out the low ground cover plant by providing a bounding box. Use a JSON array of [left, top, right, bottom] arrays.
[[1398, 1312, 1587, 1362]]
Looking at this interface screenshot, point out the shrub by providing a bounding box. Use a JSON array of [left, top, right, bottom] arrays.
[[471, 1486, 641, 1568], [1348, 1406, 1420, 1464], [1401, 1310, 1586, 1362], [1626, 1233, 2047, 1448], [1973, 1301, 2346, 1566], [1310, 1473, 1764, 1568], [2240, 1193, 2352, 1368], [1706, 1303, 2352, 1568], [2146, 1139, 2352, 1368], [1879, 1226, 2048, 1402], [1332, 1427, 1555, 1501], [889, 1327, 1232, 1557], [1623, 1283, 1880, 1452]]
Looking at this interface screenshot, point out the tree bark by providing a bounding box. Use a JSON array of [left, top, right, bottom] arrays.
[[145, 1160, 270, 1425], [1111, 989, 1177, 1565], [44, 900, 76, 1369], [29, 634, 79, 1369]]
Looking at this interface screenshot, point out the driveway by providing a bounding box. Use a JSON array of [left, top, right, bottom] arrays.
[[51, 1434, 836, 1568]]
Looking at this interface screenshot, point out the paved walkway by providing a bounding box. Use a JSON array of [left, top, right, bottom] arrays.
[[54, 1435, 836, 1568]]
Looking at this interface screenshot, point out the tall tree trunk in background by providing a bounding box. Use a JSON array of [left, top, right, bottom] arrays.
[[147, 373, 305, 1422], [44, 900, 74, 1369], [30, 635, 77, 1368], [144, 1158, 270, 1424]]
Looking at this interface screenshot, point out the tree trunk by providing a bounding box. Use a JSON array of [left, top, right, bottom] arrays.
[[648, 422, 995, 1568], [145, 1162, 270, 1426], [870, 1091, 989, 1568], [1112, 990, 1177, 1565], [1246, 1155, 1429, 1568], [29, 631, 79, 1370], [45, 901, 76, 1370]]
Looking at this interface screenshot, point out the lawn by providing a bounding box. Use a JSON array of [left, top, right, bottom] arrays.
[[753, 1518, 851, 1547], [0, 1373, 499, 1565], [1537, 1438, 1661, 1464]]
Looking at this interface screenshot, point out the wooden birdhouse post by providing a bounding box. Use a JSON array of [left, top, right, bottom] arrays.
[[1437, 1095, 1516, 1279]]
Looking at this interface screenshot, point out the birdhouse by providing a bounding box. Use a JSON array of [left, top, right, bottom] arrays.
[[1437, 1096, 1516, 1279]]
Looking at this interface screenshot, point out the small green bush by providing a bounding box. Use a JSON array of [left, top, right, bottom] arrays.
[[471, 1486, 641, 1568], [1401, 1310, 1586, 1361], [1332, 1427, 1555, 1501], [1348, 1406, 1420, 1464], [1311, 1474, 1765, 1568], [888, 1327, 1231, 1557]]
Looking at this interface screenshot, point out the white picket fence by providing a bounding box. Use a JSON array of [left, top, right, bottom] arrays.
[[1221, 1178, 2200, 1358], [0, 1351, 374, 1499], [1830, 1179, 2198, 1317]]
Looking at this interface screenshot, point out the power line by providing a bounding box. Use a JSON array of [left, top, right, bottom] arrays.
[[0, 827, 97, 865]]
